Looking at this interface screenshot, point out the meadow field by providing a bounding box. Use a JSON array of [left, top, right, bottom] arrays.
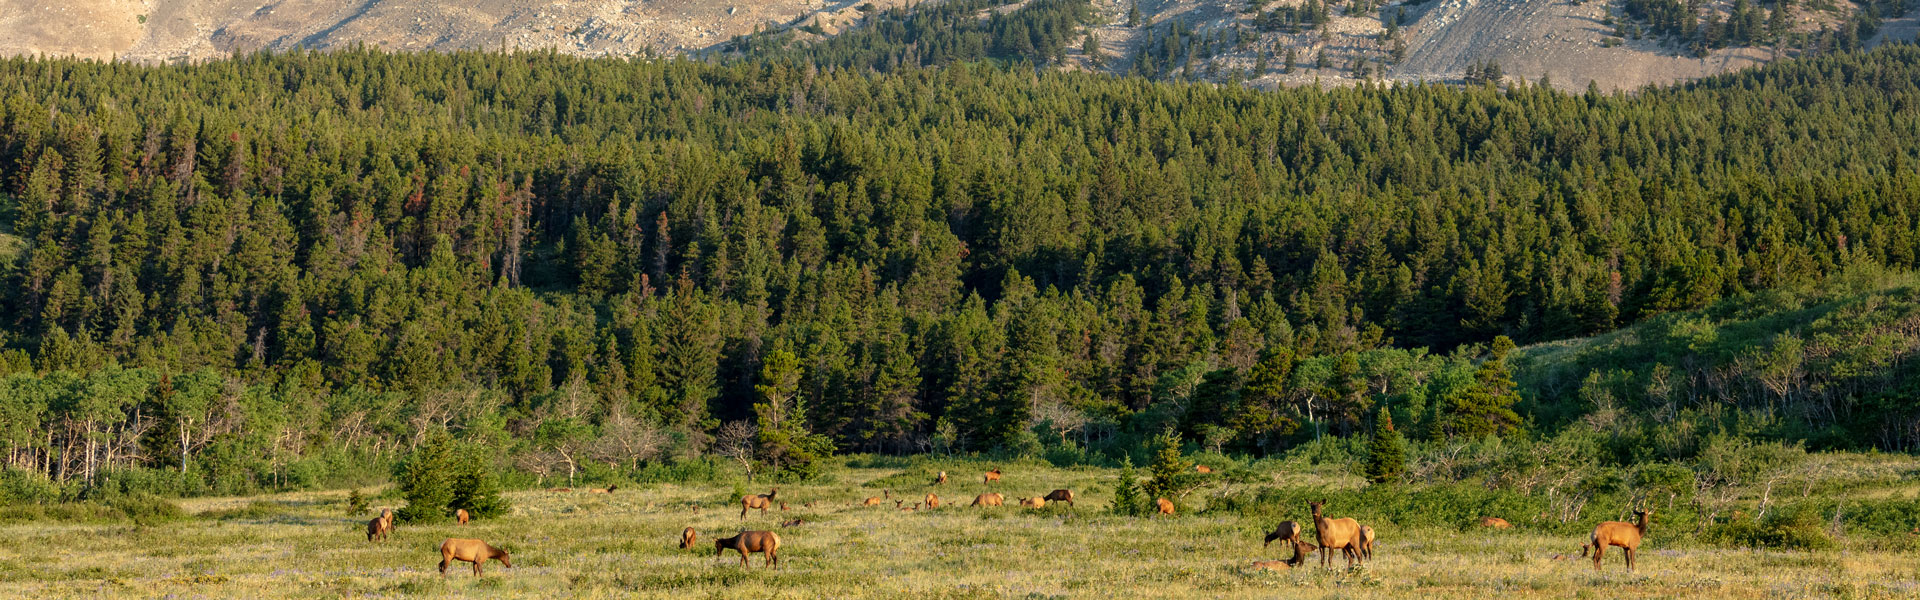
[[4, 457, 1918, 599]]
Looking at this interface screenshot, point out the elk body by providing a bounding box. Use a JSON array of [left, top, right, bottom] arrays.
[[1358, 525, 1377, 561], [1043, 489, 1075, 507], [984, 468, 1002, 485], [1155, 497, 1176, 515], [1586, 509, 1652, 572], [365, 509, 394, 542], [438, 538, 511, 577], [456, 509, 470, 525], [1018, 497, 1046, 509], [970, 493, 1004, 507], [932, 471, 948, 486], [680, 527, 697, 549], [925, 493, 940, 509], [1478, 516, 1512, 529], [589, 485, 619, 494], [715, 531, 781, 568], [1263, 521, 1302, 548], [1309, 500, 1363, 569], [1195, 465, 1213, 474], [741, 488, 778, 519], [861, 496, 885, 507]]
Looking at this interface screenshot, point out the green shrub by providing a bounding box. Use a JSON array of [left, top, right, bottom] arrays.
[[1705, 504, 1834, 550]]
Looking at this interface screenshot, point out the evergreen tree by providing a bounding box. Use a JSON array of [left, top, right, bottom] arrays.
[[450, 443, 512, 518], [1109, 455, 1146, 516], [395, 430, 456, 523], [1364, 407, 1406, 484], [1441, 336, 1523, 439]]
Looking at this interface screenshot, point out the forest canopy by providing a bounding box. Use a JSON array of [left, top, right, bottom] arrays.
[[1, 43, 1918, 497]]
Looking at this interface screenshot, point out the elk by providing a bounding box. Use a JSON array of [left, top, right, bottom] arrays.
[[780, 518, 804, 528], [780, 503, 789, 511], [1358, 525, 1377, 561], [741, 488, 778, 519], [1308, 500, 1363, 569], [1155, 497, 1176, 515], [925, 493, 941, 509], [365, 509, 394, 542], [1477, 516, 1513, 529], [1586, 508, 1652, 572], [895, 499, 906, 509], [1263, 521, 1302, 548], [589, 485, 619, 494], [438, 538, 511, 577], [1043, 489, 1075, 507], [680, 527, 697, 549], [1255, 541, 1319, 570], [970, 493, 1004, 507], [932, 471, 948, 486], [715, 531, 781, 568], [984, 468, 1002, 485], [1250, 560, 1291, 571], [861, 496, 885, 507], [456, 509, 470, 525], [1195, 465, 1213, 474], [1018, 497, 1046, 509]]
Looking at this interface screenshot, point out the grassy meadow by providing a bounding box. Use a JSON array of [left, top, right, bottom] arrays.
[[5, 457, 1920, 599]]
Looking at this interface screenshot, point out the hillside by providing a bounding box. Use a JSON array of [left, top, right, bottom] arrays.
[[4, 0, 1916, 90]]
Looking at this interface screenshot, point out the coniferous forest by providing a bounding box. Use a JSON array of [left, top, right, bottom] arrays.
[[2, 42, 1919, 501]]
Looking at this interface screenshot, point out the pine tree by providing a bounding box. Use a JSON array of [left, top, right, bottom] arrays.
[[1143, 430, 1199, 500], [1110, 456, 1146, 516], [396, 430, 456, 523], [1284, 47, 1298, 73], [1441, 336, 1523, 439], [1128, 2, 1142, 27], [1364, 407, 1406, 484], [450, 443, 511, 518]]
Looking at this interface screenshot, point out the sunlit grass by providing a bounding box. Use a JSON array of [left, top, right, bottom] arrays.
[[3, 462, 1917, 598]]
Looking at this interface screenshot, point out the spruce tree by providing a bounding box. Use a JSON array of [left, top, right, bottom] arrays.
[[396, 430, 456, 523], [1365, 407, 1406, 484], [1110, 456, 1146, 516], [1441, 336, 1523, 439], [450, 443, 511, 518]]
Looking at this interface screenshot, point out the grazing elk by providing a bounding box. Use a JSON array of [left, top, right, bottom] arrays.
[[1477, 516, 1513, 529], [680, 527, 697, 549], [715, 531, 781, 568], [1263, 521, 1302, 548], [1043, 489, 1075, 507], [970, 493, 1004, 507], [1155, 498, 1176, 515], [983, 468, 1002, 485], [1309, 500, 1364, 569], [741, 488, 778, 519], [932, 471, 948, 486], [438, 538, 511, 577], [1585, 508, 1653, 572], [1018, 497, 1047, 509], [365, 509, 394, 542], [456, 509, 470, 525]]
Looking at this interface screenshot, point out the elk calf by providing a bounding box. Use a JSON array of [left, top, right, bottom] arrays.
[[1477, 516, 1512, 529], [1263, 521, 1302, 548]]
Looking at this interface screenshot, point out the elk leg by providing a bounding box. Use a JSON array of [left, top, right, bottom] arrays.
[[473, 561, 483, 576], [1591, 544, 1604, 571], [439, 559, 449, 577], [740, 551, 750, 567], [1624, 547, 1634, 572]]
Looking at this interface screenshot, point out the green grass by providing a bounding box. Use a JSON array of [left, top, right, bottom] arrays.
[[3, 460, 1917, 598]]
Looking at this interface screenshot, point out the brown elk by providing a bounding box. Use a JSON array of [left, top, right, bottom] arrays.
[[589, 485, 619, 494], [456, 509, 470, 525], [1018, 497, 1047, 509], [365, 509, 394, 542], [1288, 541, 1318, 567], [1250, 560, 1291, 571], [895, 499, 906, 509], [1263, 521, 1302, 548], [1358, 525, 1377, 561], [1195, 465, 1213, 474], [1155, 497, 1176, 515], [741, 488, 778, 519], [1585, 508, 1652, 572], [780, 518, 804, 528], [861, 496, 885, 507], [1477, 516, 1513, 529], [1308, 500, 1363, 569], [1043, 489, 1075, 507], [715, 531, 781, 568], [984, 468, 1002, 485], [680, 527, 697, 549], [925, 493, 941, 509], [970, 493, 1004, 507], [932, 471, 948, 486], [438, 538, 511, 577]]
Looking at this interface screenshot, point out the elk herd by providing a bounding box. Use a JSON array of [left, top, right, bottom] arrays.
[[356, 464, 1660, 578]]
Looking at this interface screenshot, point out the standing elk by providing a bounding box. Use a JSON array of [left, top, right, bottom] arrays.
[[455, 509, 470, 525], [680, 527, 697, 549], [1477, 516, 1513, 529], [932, 471, 948, 486], [741, 488, 778, 519], [1043, 489, 1075, 507], [1585, 508, 1653, 572], [438, 538, 511, 577], [1358, 525, 1377, 561], [715, 531, 781, 568], [1309, 499, 1363, 569], [365, 508, 394, 542], [1263, 521, 1302, 548], [925, 493, 941, 509], [970, 493, 1004, 507], [984, 468, 1002, 485]]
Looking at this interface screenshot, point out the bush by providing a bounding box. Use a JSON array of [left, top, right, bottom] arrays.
[[395, 430, 509, 522], [1109, 456, 1147, 516], [1705, 504, 1834, 550]]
